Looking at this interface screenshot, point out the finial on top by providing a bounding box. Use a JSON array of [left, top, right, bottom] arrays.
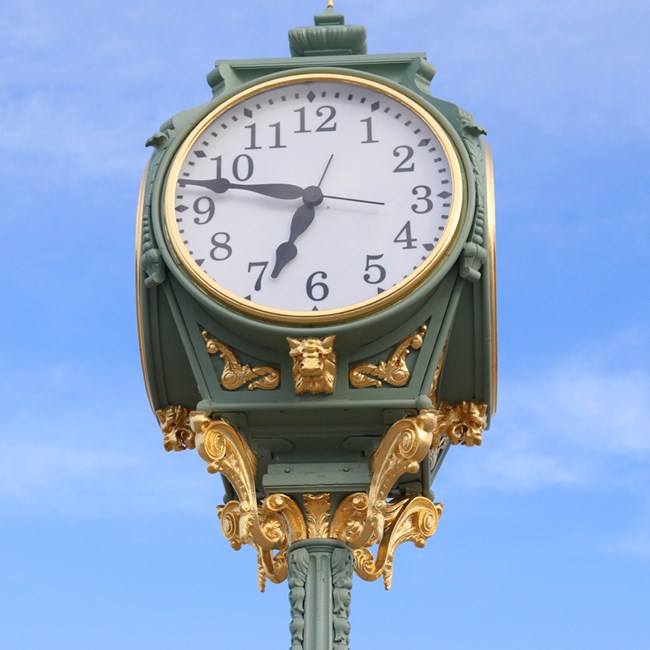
[[288, 2, 367, 57]]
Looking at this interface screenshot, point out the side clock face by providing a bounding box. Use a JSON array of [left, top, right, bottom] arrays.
[[165, 73, 464, 324]]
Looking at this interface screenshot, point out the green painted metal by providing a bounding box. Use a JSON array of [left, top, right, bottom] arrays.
[[138, 5, 494, 503], [289, 5, 367, 57], [288, 539, 353, 650]]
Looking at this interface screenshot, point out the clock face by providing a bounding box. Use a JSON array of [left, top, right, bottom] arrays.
[[164, 73, 464, 324]]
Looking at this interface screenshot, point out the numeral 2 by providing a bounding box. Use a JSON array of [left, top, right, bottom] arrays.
[[393, 146, 415, 172]]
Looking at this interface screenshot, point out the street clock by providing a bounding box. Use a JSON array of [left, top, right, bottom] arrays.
[[137, 4, 496, 648], [164, 73, 465, 324]]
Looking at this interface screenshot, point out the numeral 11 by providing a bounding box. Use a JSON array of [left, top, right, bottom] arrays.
[[244, 123, 287, 150]]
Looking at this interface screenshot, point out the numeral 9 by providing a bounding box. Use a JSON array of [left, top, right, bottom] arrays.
[[193, 197, 215, 225]]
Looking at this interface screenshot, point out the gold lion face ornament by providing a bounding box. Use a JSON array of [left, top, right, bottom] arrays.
[[288, 336, 336, 395]]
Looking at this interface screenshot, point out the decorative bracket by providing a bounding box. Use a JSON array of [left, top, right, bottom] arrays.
[[190, 412, 306, 591], [141, 248, 165, 288], [460, 242, 488, 282], [353, 496, 443, 589], [328, 409, 442, 588], [349, 325, 427, 388], [297, 412, 445, 590], [203, 330, 279, 391], [156, 403, 487, 590]]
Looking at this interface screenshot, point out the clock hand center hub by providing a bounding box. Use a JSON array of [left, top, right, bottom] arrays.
[[302, 185, 324, 207], [212, 178, 230, 193]]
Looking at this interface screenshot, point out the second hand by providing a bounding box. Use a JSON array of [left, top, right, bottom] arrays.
[[322, 194, 385, 206], [318, 154, 385, 205], [318, 154, 334, 188]]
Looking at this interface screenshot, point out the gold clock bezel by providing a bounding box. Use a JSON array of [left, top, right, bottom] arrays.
[[164, 72, 465, 325], [485, 145, 498, 412], [135, 161, 155, 413]]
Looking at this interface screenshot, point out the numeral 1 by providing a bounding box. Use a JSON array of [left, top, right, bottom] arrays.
[[294, 107, 310, 133], [244, 124, 262, 150], [360, 117, 379, 144], [269, 122, 286, 149]]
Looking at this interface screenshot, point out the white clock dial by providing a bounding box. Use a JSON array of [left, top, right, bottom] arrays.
[[165, 73, 464, 324]]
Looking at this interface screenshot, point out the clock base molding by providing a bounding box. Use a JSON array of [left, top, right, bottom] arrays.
[[155, 404, 486, 589]]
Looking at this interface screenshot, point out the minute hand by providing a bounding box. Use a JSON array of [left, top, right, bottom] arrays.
[[178, 178, 304, 200]]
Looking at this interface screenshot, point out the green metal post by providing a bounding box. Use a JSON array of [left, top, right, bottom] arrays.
[[288, 539, 353, 650]]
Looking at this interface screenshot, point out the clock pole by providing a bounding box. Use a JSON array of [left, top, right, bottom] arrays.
[[138, 2, 496, 648]]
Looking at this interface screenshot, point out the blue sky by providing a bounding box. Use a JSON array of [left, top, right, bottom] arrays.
[[1, 1, 649, 648]]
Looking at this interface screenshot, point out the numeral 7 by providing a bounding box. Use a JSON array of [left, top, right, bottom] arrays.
[[248, 261, 269, 291]]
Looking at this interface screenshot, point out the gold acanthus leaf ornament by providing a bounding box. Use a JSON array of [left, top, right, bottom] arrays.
[[435, 401, 488, 447], [202, 330, 279, 391], [304, 494, 332, 538], [349, 325, 427, 388], [156, 406, 195, 451], [429, 430, 448, 471], [190, 412, 306, 591]]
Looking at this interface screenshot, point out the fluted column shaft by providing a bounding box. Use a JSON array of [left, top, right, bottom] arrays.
[[288, 539, 353, 650]]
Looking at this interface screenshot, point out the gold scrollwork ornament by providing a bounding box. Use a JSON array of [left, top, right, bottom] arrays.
[[353, 496, 443, 589], [349, 325, 427, 388], [186, 409, 449, 590], [190, 412, 306, 591], [327, 410, 444, 588], [330, 409, 438, 548], [202, 330, 279, 391]]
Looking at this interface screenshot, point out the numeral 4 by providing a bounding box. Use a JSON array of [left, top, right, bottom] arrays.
[[393, 221, 418, 249]]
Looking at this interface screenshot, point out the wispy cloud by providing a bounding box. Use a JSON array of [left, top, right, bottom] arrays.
[[1, 0, 647, 192], [606, 496, 650, 561], [445, 331, 650, 492], [611, 530, 650, 561], [0, 362, 217, 516]]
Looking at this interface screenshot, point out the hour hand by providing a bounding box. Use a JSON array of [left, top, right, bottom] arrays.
[[230, 182, 304, 200], [271, 203, 315, 278], [178, 177, 304, 200]]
